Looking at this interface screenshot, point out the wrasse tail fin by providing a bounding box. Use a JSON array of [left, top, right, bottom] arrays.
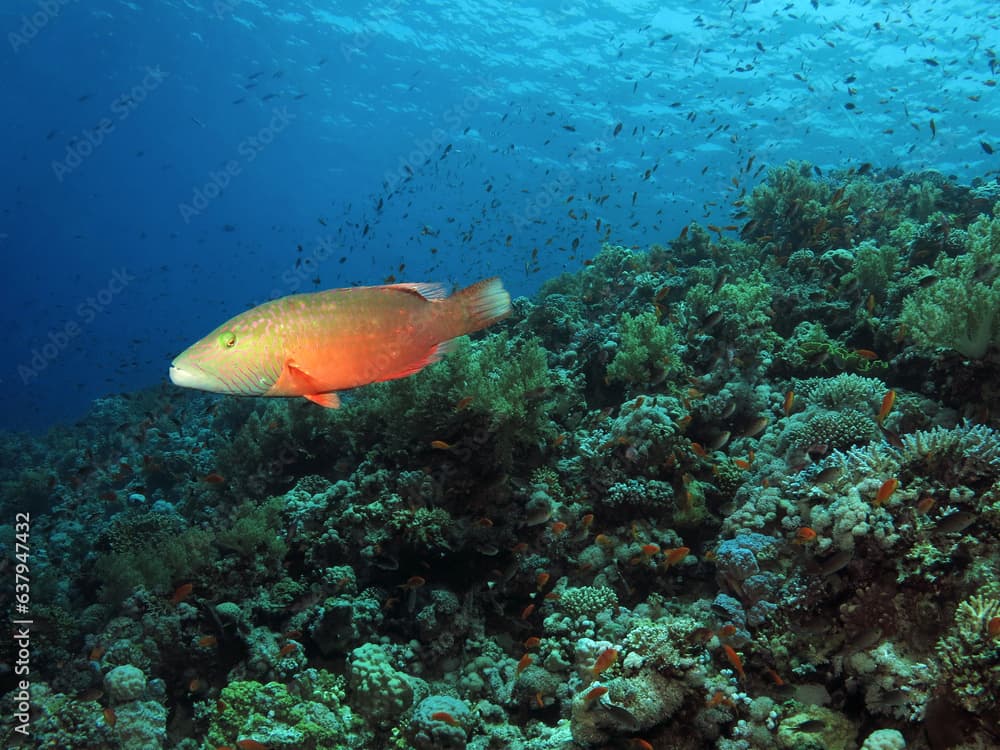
[[446, 277, 512, 336]]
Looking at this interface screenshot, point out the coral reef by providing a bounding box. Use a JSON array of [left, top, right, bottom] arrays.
[[3, 163, 1000, 750]]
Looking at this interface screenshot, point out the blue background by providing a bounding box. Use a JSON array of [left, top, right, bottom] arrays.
[[1, 0, 996, 431]]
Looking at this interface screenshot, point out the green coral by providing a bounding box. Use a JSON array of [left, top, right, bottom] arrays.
[[560, 585, 619, 619], [936, 592, 1000, 714], [783, 408, 878, 456], [606, 310, 679, 385], [794, 373, 886, 412], [687, 270, 780, 359], [207, 674, 359, 749], [217, 496, 289, 561], [847, 239, 899, 300], [328, 329, 559, 465], [94, 518, 215, 605], [900, 209, 1000, 358]]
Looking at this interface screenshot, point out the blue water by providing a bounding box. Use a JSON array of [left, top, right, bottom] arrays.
[[1, 0, 997, 432]]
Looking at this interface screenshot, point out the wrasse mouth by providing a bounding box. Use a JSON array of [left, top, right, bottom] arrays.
[[169, 363, 203, 389]]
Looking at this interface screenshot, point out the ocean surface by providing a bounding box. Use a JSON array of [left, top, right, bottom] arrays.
[[1, 2, 999, 750]]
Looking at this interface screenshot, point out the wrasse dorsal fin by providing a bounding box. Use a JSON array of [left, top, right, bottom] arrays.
[[380, 282, 448, 300]]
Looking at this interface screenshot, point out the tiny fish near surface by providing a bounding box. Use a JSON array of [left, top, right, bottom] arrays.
[[170, 278, 511, 407]]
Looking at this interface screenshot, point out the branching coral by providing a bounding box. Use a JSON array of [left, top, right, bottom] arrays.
[[936, 592, 1000, 713], [900, 209, 1000, 358], [606, 310, 680, 386]]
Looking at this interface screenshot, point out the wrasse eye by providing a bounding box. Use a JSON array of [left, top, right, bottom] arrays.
[[218, 331, 237, 349]]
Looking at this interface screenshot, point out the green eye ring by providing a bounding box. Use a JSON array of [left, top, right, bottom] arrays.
[[218, 331, 237, 349]]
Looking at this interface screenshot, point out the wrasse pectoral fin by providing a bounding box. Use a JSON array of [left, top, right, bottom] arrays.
[[304, 391, 341, 408], [379, 340, 453, 381]]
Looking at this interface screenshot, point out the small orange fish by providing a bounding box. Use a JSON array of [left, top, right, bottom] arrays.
[[236, 741, 268, 750], [543, 591, 561, 601], [520, 604, 535, 620], [594, 533, 612, 546], [516, 653, 533, 676], [877, 389, 896, 423], [783, 390, 795, 416], [169, 278, 511, 408], [536, 572, 550, 590], [431, 710, 461, 726], [988, 616, 1000, 638], [197, 635, 218, 647], [202, 472, 226, 484], [88, 645, 105, 662], [706, 690, 733, 708], [592, 648, 619, 677], [640, 543, 660, 556], [399, 575, 426, 590], [690, 441, 708, 457], [794, 527, 817, 544], [723, 644, 745, 680], [628, 740, 654, 750], [765, 667, 785, 686], [718, 623, 737, 638], [865, 293, 876, 313], [430, 440, 452, 450], [103, 706, 117, 728], [171, 582, 194, 604], [580, 513, 595, 528], [873, 478, 899, 507], [523, 636, 541, 649], [550, 521, 568, 535], [534, 691, 545, 708], [662, 546, 690, 568], [454, 395, 474, 411], [583, 685, 609, 704], [853, 348, 879, 360], [915, 494, 936, 515], [733, 458, 751, 470], [278, 643, 298, 657], [189, 677, 203, 692], [476, 516, 494, 527]]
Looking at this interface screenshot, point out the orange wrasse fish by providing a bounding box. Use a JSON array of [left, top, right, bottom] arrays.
[[170, 278, 511, 407]]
